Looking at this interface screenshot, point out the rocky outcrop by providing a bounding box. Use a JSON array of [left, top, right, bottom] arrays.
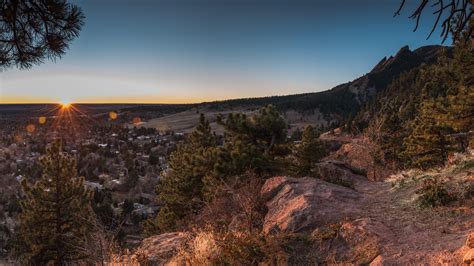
[[464, 233, 474, 265], [313, 160, 367, 189], [261, 176, 362, 235], [332, 137, 392, 181]]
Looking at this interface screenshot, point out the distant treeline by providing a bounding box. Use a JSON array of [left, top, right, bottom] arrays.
[[202, 88, 359, 118]]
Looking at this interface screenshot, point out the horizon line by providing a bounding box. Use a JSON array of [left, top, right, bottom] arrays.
[[0, 91, 319, 105]]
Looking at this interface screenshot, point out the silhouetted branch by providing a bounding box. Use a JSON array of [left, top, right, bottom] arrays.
[[0, 0, 84, 70], [395, 0, 472, 43]]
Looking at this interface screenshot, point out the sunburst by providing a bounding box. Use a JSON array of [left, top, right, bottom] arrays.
[[60, 100, 71, 109]]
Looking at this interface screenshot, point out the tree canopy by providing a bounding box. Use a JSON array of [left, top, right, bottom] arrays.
[[0, 0, 84, 69], [395, 0, 473, 43]]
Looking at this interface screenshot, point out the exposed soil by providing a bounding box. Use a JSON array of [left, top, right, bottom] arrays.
[[356, 169, 473, 264]]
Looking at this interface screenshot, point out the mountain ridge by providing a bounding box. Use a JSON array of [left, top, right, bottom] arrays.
[[200, 45, 452, 121]]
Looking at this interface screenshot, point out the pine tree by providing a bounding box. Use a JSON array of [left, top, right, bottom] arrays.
[[145, 115, 216, 233], [211, 105, 288, 179], [17, 141, 94, 265], [145, 107, 289, 234], [403, 98, 450, 169], [441, 42, 474, 135], [293, 125, 327, 176], [189, 113, 216, 148]]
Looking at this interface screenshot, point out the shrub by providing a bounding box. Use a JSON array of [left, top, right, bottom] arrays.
[[311, 223, 342, 241], [451, 160, 474, 174], [417, 178, 454, 207]]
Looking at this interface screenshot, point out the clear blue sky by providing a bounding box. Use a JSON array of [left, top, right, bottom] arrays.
[[0, 0, 447, 103]]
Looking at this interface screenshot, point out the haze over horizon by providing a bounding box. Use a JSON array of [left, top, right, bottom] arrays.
[[0, 0, 448, 104]]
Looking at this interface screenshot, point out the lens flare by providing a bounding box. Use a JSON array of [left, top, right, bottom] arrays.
[[38, 116, 47, 124], [26, 124, 36, 133], [132, 117, 142, 125], [109, 111, 118, 120]]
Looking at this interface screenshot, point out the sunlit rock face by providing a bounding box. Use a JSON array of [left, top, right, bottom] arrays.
[[261, 176, 362, 235]]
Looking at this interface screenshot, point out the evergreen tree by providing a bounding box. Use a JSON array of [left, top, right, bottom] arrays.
[[17, 141, 94, 265], [189, 113, 216, 148], [210, 105, 288, 181], [293, 125, 327, 176], [145, 106, 289, 233], [441, 43, 474, 134], [145, 115, 216, 233], [0, 0, 85, 69], [403, 98, 450, 169]]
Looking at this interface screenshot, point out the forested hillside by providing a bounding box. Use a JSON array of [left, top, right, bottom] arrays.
[[201, 45, 451, 122], [348, 41, 473, 169]]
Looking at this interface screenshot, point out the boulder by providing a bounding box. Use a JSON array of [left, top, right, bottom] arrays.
[[467, 232, 474, 248], [333, 139, 390, 181], [464, 233, 474, 265], [464, 249, 474, 265], [313, 160, 367, 189], [261, 176, 362, 234]]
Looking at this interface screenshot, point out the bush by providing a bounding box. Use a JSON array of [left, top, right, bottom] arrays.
[[195, 173, 266, 233], [311, 223, 342, 241], [172, 173, 287, 265], [451, 160, 474, 174], [417, 178, 454, 207]]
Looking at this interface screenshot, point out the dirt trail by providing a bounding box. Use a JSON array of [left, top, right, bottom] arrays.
[[319, 134, 473, 263], [355, 176, 473, 264]]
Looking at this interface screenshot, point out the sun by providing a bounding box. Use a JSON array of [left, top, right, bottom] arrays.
[[60, 100, 72, 108]]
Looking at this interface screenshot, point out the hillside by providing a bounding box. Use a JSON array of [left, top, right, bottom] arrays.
[[119, 43, 472, 265], [118, 137, 474, 265], [199, 45, 450, 115], [139, 45, 450, 133]]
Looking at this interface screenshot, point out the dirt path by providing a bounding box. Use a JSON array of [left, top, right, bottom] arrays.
[[355, 177, 473, 264]]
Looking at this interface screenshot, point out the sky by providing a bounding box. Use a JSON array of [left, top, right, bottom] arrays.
[[0, 0, 447, 104]]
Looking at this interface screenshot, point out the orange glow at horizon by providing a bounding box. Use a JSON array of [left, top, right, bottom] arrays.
[[60, 100, 72, 108], [0, 95, 222, 105]]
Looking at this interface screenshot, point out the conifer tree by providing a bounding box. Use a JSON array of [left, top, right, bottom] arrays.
[[145, 107, 289, 233], [211, 105, 288, 180], [403, 98, 450, 169], [442, 43, 474, 135], [17, 141, 94, 265], [145, 115, 216, 233], [293, 125, 327, 176], [189, 113, 216, 148]]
